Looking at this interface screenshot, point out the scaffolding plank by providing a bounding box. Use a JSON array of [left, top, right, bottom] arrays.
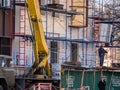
[[13, 2, 82, 15]]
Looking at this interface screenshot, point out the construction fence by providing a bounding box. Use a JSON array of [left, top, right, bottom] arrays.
[[61, 70, 120, 90]]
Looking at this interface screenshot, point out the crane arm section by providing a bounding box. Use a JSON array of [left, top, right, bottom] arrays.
[[26, 0, 50, 77]]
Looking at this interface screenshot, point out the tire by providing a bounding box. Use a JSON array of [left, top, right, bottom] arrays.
[[0, 84, 8, 90], [0, 79, 8, 90], [0, 85, 3, 90]]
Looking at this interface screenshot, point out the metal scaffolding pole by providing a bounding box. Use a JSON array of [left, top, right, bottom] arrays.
[[65, 0, 68, 62]]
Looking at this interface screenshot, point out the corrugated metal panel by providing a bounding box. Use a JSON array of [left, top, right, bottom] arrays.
[[61, 70, 120, 90], [0, 9, 10, 37], [0, 10, 3, 36], [0, 37, 10, 55], [5, 10, 10, 36]]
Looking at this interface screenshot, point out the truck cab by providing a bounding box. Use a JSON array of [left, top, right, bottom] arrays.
[[0, 55, 15, 90], [0, 55, 13, 67]]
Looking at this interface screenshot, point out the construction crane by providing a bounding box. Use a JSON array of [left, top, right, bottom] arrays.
[[26, 0, 51, 78], [0, 0, 60, 90]]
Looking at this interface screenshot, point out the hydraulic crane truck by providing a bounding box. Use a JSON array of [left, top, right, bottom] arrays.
[[19, 0, 60, 89], [26, 0, 51, 79], [0, 0, 60, 90]]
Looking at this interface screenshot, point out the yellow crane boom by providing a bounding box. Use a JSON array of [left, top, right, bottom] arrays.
[[26, 0, 50, 78]]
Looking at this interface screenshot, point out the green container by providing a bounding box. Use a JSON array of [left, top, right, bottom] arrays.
[[61, 70, 120, 90]]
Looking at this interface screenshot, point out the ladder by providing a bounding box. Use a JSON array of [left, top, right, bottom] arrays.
[[94, 17, 100, 41], [18, 6, 26, 66]]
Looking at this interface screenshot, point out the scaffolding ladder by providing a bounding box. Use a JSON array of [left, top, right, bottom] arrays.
[[94, 17, 100, 41], [18, 6, 26, 66]]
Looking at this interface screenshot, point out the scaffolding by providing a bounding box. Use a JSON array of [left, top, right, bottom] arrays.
[[12, 0, 118, 67], [88, 0, 120, 67], [0, 0, 120, 89], [18, 7, 26, 66], [1, 0, 120, 68]]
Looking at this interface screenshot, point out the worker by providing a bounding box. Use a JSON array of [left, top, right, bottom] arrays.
[[98, 76, 106, 90], [98, 45, 107, 66]]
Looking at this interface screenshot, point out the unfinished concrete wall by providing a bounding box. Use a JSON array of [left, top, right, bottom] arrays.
[[79, 43, 96, 67]]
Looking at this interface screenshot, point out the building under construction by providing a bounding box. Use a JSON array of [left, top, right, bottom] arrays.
[[0, 0, 120, 90]]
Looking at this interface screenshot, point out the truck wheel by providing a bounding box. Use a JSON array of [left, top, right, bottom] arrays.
[[0, 85, 3, 90], [0, 80, 8, 90]]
